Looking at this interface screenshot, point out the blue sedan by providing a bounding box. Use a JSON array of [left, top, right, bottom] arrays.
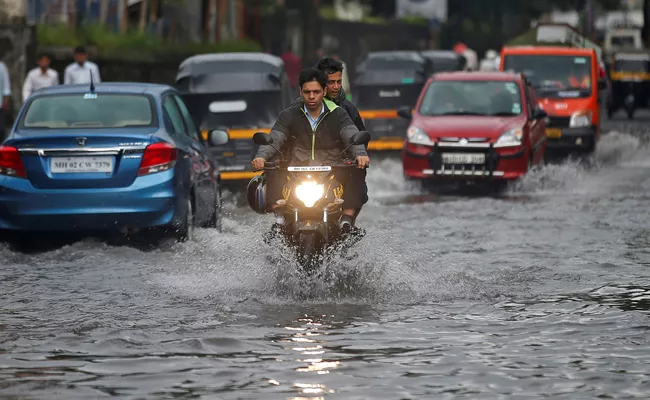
[[0, 82, 230, 241]]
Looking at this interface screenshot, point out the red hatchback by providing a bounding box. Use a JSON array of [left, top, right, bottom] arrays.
[[400, 71, 548, 182]]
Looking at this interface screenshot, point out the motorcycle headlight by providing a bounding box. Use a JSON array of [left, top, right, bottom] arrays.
[[295, 181, 324, 208], [495, 128, 523, 147], [406, 126, 434, 146], [570, 111, 591, 127]]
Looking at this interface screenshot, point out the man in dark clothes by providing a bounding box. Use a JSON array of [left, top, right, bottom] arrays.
[[290, 58, 369, 221], [252, 68, 370, 233], [315, 58, 368, 220]]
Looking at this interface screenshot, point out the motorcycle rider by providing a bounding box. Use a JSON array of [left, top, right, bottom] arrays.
[[311, 57, 368, 220], [251, 68, 370, 234], [314, 57, 366, 132]]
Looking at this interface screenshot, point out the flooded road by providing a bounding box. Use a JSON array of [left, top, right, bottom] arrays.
[[2, 117, 650, 399]]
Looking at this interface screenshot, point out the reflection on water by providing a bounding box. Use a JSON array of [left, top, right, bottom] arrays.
[[264, 305, 377, 397], [571, 285, 650, 312], [625, 230, 650, 266]]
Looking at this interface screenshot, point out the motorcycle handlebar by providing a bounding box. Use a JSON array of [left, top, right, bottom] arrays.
[[253, 160, 368, 171]]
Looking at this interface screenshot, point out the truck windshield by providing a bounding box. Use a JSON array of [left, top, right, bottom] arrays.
[[503, 54, 593, 99]]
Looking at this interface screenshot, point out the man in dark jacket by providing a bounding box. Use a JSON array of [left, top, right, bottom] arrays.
[[289, 58, 369, 221], [252, 68, 370, 233], [315, 58, 366, 132]]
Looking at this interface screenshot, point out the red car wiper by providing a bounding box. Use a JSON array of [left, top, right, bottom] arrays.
[[437, 111, 487, 116], [489, 112, 518, 116]]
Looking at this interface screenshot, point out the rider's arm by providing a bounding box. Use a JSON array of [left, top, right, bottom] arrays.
[[347, 102, 367, 132], [254, 109, 290, 160], [337, 109, 367, 157]]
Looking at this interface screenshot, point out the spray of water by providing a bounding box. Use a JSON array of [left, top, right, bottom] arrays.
[[509, 130, 650, 195], [3, 131, 649, 306]]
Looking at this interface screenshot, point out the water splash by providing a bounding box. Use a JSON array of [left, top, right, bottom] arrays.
[[5, 131, 647, 306], [366, 157, 422, 200], [510, 131, 650, 195]]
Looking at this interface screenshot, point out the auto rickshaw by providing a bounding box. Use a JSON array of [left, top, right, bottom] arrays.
[[353, 51, 433, 152], [607, 50, 650, 120], [176, 53, 293, 187], [420, 50, 466, 73]]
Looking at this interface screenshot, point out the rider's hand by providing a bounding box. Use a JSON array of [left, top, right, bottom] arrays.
[[356, 155, 370, 169], [251, 158, 266, 170]]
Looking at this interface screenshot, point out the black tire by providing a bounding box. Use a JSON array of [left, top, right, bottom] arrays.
[[585, 137, 597, 155], [175, 198, 195, 242], [206, 187, 223, 232], [298, 232, 318, 271], [627, 108, 635, 120]]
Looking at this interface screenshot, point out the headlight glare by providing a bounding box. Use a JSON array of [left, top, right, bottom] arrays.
[[295, 181, 324, 208]]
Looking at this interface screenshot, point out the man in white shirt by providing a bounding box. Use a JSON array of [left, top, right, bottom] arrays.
[[64, 46, 101, 85], [23, 52, 59, 102], [0, 61, 10, 137]]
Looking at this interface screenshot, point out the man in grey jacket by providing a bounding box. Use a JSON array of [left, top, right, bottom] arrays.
[[252, 68, 370, 233]]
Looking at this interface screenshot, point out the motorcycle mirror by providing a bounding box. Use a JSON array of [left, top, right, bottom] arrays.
[[351, 131, 371, 145], [208, 129, 230, 146], [397, 106, 412, 119], [253, 131, 284, 157], [253, 132, 273, 145]]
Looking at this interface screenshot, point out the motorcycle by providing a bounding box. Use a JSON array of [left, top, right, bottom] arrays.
[[250, 130, 371, 272]]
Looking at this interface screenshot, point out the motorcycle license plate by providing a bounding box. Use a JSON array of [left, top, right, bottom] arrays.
[[441, 153, 485, 164], [546, 128, 562, 138], [287, 166, 332, 172]]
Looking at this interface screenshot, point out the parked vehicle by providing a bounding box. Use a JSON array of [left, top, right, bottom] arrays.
[[400, 71, 547, 184], [420, 50, 466, 73], [0, 82, 229, 241], [176, 53, 294, 187], [353, 51, 432, 152]]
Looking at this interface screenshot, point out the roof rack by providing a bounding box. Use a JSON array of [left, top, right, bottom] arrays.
[[534, 23, 602, 60]]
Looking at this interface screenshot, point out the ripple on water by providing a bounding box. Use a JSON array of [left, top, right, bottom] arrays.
[[2, 131, 650, 397]]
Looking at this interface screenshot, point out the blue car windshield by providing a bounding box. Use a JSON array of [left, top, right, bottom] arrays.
[[19, 94, 156, 129]]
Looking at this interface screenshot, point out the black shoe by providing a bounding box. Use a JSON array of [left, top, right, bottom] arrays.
[[339, 216, 354, 235]]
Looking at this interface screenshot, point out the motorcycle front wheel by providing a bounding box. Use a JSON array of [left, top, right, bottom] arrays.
[[298, 232, 319, 272]]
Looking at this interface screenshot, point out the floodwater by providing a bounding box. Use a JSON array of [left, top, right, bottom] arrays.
[[1, 117, 650, 399]]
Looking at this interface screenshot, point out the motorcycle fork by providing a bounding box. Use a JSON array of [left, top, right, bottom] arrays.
[[286, 207, 330, 243]]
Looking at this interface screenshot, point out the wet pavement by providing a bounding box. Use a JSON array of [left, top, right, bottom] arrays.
[[1, 114, 650, 399]]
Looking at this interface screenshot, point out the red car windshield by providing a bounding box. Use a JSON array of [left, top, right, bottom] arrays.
[[418, 80, 523, 117]]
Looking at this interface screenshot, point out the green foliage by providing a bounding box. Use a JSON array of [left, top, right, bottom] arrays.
[[318, 5, 387, 24], [506, 29, 538, 46], [400, 15, 428, 26], [37, 23, 262, 61], [319, 5, 337, 19]]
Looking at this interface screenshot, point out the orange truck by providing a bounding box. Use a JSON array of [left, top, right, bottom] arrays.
[[500, 24, 607, 154], [500, 46, 606, 154]]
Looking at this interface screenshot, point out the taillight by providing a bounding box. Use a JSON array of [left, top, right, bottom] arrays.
[[138, 142, 177, 176], [0, 146, 27, 178]]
